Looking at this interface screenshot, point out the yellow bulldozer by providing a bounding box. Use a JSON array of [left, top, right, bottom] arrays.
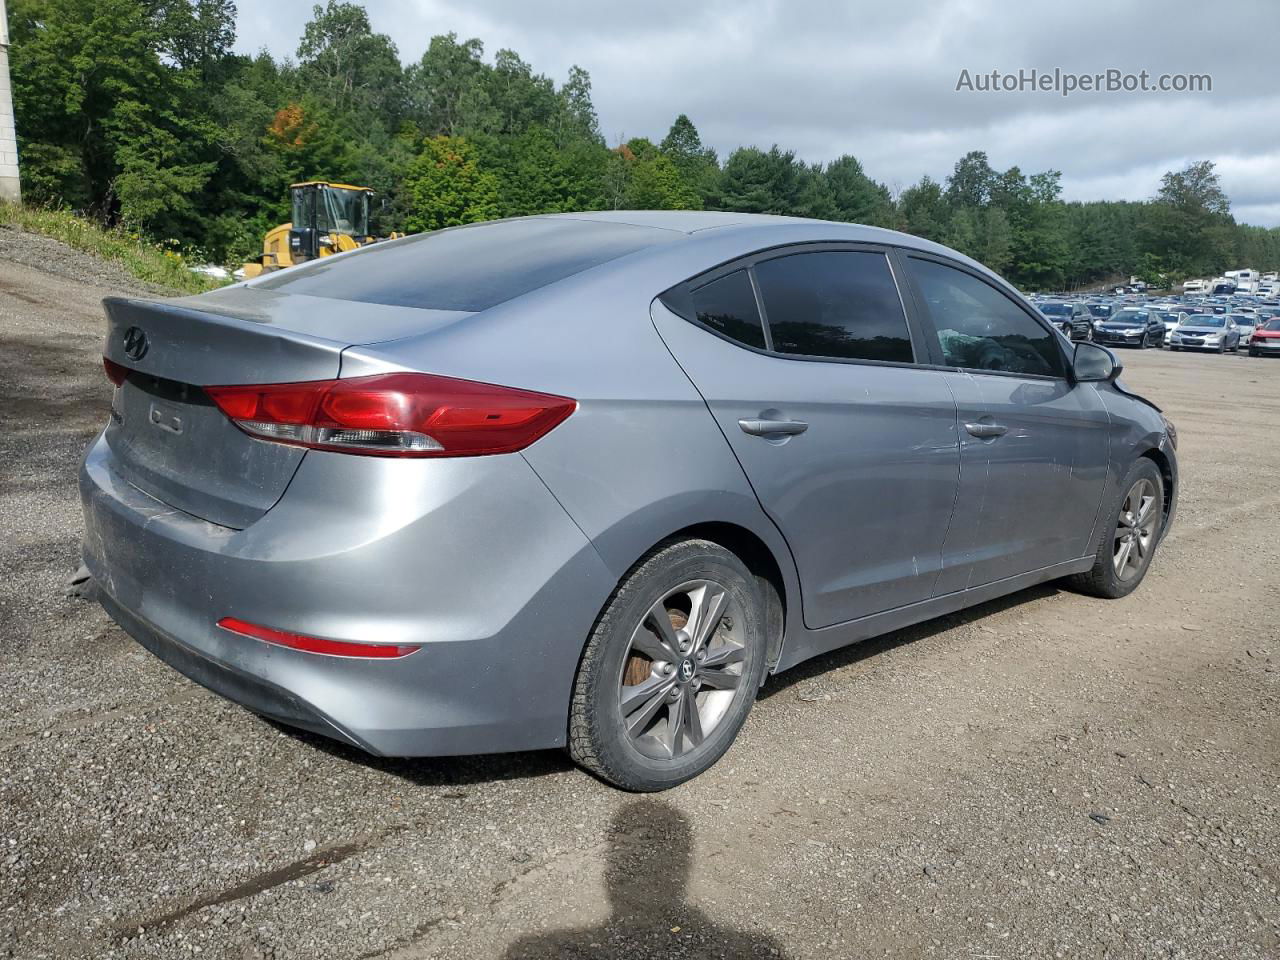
[[242, 181, 389, 278]]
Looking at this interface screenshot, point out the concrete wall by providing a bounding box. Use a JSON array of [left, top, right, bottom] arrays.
[[0, 0, 20, 203]]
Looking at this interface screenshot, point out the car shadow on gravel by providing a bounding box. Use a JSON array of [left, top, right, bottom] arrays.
[[758, 582, 1061, 701], [262, 719, 577, 788]]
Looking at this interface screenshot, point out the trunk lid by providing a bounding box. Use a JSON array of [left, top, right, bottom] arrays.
[[99, 289, 468, 528]]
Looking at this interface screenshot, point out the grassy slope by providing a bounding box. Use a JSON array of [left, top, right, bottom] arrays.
[[0, 203, 222, 296]]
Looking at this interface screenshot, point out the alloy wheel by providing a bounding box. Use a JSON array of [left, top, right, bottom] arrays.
[[1114, 478, 1158, 581], [618, 580, 746, 761]]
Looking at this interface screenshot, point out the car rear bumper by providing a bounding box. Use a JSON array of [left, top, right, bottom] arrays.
[[79, 432, 615, 756]]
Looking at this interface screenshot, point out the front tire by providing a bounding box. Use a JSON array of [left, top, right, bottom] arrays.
[[1068, 458, 1165, 600], [1138, 333, 1148, 349], [568, 539, 768, 791]]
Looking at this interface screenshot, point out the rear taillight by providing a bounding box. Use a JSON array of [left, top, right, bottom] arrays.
[[217, 617, 419, 658], [204, 373, 576, 458], [103, 357, 130, 386]]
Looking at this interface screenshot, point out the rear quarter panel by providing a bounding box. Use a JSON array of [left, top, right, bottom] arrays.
[[338, 241, 805, 649]]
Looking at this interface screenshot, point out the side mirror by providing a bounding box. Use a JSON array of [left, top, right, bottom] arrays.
[[1073, 341, 1122, 383]]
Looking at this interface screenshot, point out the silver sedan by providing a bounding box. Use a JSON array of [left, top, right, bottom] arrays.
[[81, 212, 1179, 790]]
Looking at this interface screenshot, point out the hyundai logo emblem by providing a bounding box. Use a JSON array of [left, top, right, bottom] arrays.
[[679, 659, 695, 682], [122, 326, 149, 361]]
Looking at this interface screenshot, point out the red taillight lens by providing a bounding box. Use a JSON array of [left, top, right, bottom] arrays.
[[204, 373, 576, 457], [216, 617, 420, 659], [104, 357, 130, 386]]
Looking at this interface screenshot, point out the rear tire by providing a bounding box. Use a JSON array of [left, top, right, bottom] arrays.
[[1067, 458, 1165, 600], [568, 539, 768, 791]]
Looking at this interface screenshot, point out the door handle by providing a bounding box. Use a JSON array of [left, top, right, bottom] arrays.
[[964, 421, 1008, 438], [738, 418, 809, 437]]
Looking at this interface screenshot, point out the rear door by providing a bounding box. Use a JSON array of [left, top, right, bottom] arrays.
[[653, 245, 960, 629], [899, 255, 1110, 591]]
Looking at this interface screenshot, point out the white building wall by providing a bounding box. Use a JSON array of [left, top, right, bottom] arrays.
[[0, 0, 21, 203]]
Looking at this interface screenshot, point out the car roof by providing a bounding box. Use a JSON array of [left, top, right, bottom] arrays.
[[511, 211, 1015, 300], [526, 210, 966, 257]]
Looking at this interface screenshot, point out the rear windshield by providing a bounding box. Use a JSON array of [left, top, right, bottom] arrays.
[[1039, 303, 1071, 316], [255, 218, 677, 311]]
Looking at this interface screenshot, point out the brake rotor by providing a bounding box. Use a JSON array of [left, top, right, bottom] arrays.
[[623, 607, 687, 686]]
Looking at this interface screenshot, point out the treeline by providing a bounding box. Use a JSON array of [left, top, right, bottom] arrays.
[[11, 0, 1280, 288]]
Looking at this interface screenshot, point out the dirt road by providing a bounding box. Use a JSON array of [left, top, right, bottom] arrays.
[[2, 239, 1277, 960]]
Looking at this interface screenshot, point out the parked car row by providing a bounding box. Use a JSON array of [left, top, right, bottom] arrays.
[[1028, 289, 1280, 357]]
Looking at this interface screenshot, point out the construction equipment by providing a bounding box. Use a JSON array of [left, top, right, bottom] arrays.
[[242, 182, 381, 278]]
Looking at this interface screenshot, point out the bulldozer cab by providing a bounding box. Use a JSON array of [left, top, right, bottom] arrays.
[[288, 182, 372, 262], [242, 181, 387, 279]]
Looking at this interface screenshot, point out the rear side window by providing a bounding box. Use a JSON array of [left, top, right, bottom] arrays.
[[255, 218, 676, 312], [689, 271, 767, 349], [907, 258, 1064, 377], [754, 251, 913, 363]]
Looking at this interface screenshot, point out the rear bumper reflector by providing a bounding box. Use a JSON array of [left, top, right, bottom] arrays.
[[216, 617, 420, 659]]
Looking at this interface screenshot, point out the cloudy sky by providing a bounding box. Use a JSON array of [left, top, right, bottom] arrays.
[[235, 0, 1280, 224]]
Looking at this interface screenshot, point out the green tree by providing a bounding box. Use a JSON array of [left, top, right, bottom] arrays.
[[1140, 160, 1235, 278], [405, 33, 493, 137], [897, 176, 949, 241], [979, 206, 1013, 274], [716, 146, 802, 214], [945, 150, 996, 209], [296, 0, 403, 119], [10, 0, 220, 240], [555, 65, 602, 146], [945, 206, 979, 258], [659, 114, 719, 203], [825, 154, 893, 225], [624, 140, 699, 210], [403, 135, 499, 231]]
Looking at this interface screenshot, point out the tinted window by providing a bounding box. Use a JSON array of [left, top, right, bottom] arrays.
[[754, 251, 913, 363], [256, 218, 676, 312], [907, 258, 1064, 377], [689, 270, 766, 349]]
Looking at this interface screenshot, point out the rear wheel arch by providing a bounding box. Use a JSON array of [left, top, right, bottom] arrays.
[[585, 522, 791, 679], [668, 522, 788, 671]]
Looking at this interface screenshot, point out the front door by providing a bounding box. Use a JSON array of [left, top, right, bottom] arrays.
[[900, 255, 1111, 593]]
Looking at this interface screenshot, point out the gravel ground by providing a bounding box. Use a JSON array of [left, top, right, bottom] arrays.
[[1, 243, 1278, 960]]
